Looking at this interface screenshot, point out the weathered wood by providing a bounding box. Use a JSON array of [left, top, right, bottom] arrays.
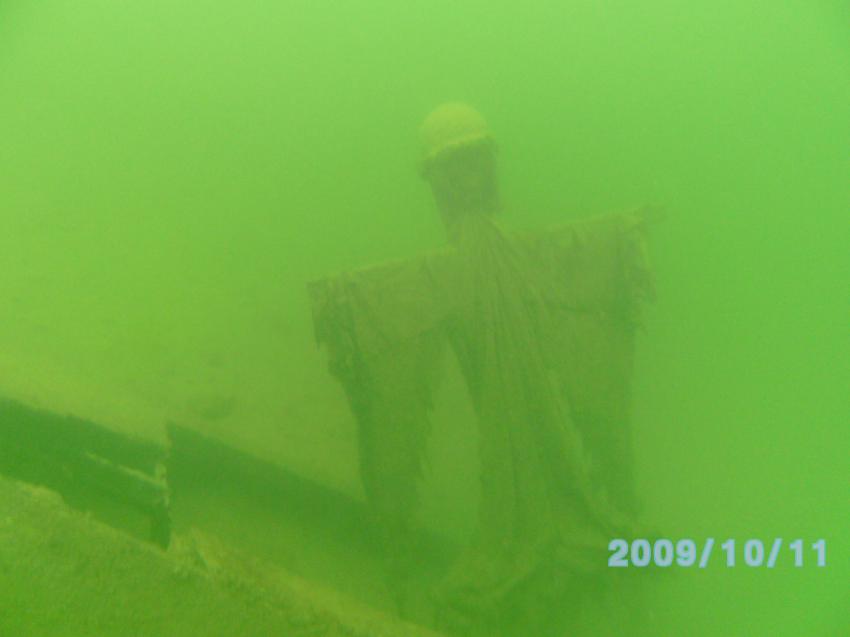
[[0, 476, 445, 637], [0, 395, 170, 546]]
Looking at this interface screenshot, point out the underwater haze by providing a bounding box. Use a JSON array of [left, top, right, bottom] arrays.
[[1, 0, 848, 635]]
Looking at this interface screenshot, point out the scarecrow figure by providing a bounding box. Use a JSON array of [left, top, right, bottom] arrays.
[[310, 102, 658, 635]]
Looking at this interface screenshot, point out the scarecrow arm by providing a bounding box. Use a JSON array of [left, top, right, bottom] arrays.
[[308, 253, 453, 524]]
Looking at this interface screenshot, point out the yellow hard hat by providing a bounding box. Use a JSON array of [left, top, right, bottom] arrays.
[[419, 102, 494, 168]]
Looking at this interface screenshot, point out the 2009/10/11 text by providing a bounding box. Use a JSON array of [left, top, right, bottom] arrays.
[[608, 538, 827, 568]]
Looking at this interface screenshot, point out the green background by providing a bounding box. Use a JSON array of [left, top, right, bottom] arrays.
[[1, 1, 847, 634]]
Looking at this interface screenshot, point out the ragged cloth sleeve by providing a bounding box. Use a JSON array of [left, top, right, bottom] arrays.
[[308, 251, 456, 526], [525, 206, 657, 515]]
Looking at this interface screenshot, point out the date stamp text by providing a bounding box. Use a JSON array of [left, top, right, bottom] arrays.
[[608, 538, 827, 568]]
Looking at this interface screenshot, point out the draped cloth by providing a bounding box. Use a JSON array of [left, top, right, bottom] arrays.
[[309, 207, 656, 635]]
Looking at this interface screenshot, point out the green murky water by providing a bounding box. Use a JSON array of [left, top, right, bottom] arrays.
[[0, 1, 847, 635]]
